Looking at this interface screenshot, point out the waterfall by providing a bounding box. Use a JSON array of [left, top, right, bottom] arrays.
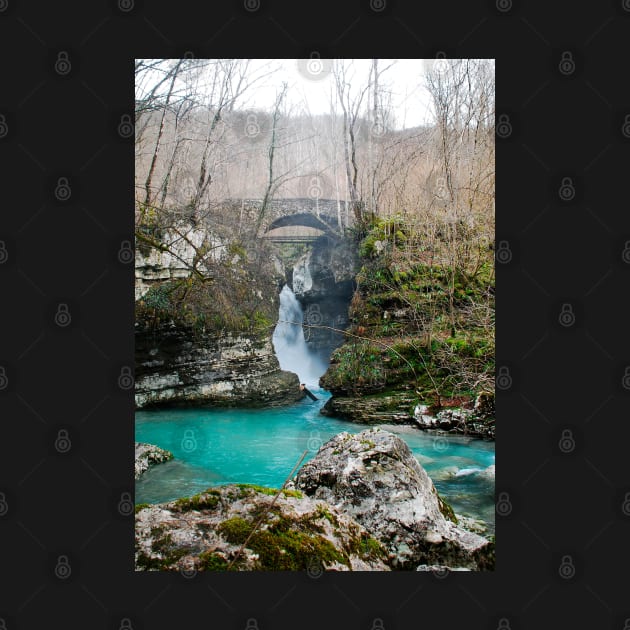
[[272, 285, 327, 388]]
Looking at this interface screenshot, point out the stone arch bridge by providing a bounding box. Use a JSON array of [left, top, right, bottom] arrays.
[[225, 197, 351, 243]]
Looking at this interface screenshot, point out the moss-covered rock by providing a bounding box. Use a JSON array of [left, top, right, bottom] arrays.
[[319, 216, 494, 413], [172, 489, 221, 512], [295, 428, 494, 571], [134, 483, 390, 572]]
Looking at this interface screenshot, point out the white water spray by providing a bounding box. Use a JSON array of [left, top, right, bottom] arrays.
[[272, 285, 327, 388]]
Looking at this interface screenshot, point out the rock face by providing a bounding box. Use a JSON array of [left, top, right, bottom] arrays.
[[321, 391, 417, 425], [320, 391, 495, 440], [289, 235, 356, 364], [135, 326, 302, 409], [135, 442, 174, 480], [135, 484, 390, 571], [413, 393, 495, 440], [135, 217, 303, 409], [294, 428, 494, 570], [135, 225, 225, 301]]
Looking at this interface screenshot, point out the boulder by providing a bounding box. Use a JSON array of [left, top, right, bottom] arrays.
[[135, 484, 390, 571], [295, 428, 494, 570], [135, 442, 174, 480]]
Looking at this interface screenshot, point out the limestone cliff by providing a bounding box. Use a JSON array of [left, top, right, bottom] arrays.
[[289, 235, 356, 363], [135, 222, 302, 409], [135, 224, 225, 301], [135, 325, 302, 408]]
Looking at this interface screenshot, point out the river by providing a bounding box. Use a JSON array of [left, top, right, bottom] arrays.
[[135, 285, 495, 534]]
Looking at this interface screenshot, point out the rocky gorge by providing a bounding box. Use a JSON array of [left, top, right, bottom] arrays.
[[134, 212, 495, 572], [288, 234, 357, 365], [135, 325, 303, 408]]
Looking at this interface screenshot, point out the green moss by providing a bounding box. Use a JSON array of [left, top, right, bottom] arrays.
[[345, 530, 387, 562], [358, 216, 408, 258], [198, 550, 230, 571], [252, 310, 273, 330], [150, 525, 165, 538], [358, 535, 387, 559], [150, 530, 173, 554], [315, 504, 339, 527], [281, 489, 303, 498], [217, 512, 349, 571], [172, 489, 221, 512], [136, 550, 165, 570], [237, 484, 277, 497], [325, 216, 495, 403], [322, 340, 387, 393], [217, 517, 253, 545], [135, 503, 150, 514], [236, 483, 303, 499], [252, 528, 347, 570], [437, 495, 458, 524]]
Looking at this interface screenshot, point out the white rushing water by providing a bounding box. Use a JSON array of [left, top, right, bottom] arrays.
[[272, 285, 327, 388]]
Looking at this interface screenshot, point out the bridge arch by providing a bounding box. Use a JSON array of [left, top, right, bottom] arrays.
[[261, 212, 339, 243]]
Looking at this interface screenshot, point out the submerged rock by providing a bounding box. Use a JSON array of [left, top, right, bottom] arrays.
[[135, 484, 390, 571], [135, 442, 174, 480], [294, 428, 494, 570]]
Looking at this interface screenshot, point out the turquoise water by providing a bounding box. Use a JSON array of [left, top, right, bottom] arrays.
[[135, 388, 495, 533]]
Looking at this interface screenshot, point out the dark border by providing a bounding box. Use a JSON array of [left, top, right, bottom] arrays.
[[2, 1, 628, 629]]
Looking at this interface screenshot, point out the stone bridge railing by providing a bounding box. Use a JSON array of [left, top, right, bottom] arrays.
[[221, 197, 352, 232]]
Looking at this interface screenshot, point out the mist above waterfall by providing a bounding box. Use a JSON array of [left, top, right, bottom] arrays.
[[272, 285, 327, 388]]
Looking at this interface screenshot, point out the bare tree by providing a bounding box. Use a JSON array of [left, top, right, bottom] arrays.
[[334, 60, 373, 225], [256, 83, 288, 234]]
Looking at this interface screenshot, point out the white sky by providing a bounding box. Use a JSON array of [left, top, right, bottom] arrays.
[[240, 59, 435, 129]]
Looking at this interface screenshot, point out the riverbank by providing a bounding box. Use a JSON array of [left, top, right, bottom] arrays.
[[319, 216, 495, 440], [320, 390, 495, 440]]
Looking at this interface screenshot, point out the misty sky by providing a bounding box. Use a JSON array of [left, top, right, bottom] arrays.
[[239, 59, 436, 129]]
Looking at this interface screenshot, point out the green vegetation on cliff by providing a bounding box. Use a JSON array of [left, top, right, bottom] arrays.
[[321, 216, 494, 407], [135, 235, 280, 337]]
